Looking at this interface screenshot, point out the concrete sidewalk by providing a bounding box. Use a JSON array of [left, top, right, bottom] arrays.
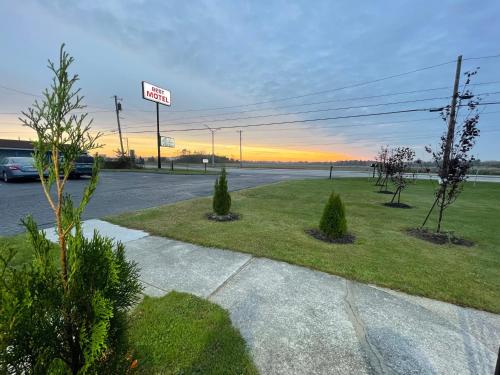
[[45, 220, 500, 374]]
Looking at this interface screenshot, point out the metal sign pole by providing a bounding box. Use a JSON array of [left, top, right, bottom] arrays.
[[156, 102, 161, 169]]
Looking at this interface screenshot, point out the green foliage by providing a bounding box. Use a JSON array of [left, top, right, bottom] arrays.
[[213, 168, 231, 216], [0, 44, 142, 374], [0, 217, 142, 374], [319, 192, 347, 239], [128, 292, 258, 374]]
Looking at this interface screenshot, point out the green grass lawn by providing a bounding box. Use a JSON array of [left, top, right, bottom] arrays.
[[129, 292, 257, 375], [108, 178, 500, 313]]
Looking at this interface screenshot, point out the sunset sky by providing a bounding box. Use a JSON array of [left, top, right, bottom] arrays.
[[1, 1, 500, 162]]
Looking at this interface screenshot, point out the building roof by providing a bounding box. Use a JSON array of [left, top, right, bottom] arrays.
[[0, 139, 34, 150]]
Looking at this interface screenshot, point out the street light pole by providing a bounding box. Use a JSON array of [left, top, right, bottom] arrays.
[[237, 130, 242, 168], [205, 125, 217, 167]]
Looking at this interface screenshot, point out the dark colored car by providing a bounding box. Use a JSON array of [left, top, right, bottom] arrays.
[[0, 156, 39, 182], [70, 154, 94, 178]]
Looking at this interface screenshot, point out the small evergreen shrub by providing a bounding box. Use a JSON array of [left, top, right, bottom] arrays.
[[319, 192, 347, 239], [0, 217, 142, 374], [213, 168, 231, 216]]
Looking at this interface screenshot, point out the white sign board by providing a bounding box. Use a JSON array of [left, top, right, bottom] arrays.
[[142, 81, 171, 106], [160, 136, 175, 148], [202, 159, 209, 164]]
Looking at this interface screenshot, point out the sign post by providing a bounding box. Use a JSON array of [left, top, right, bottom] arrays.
[[203, 158, 209, 173], [142, 81, 171, 168]]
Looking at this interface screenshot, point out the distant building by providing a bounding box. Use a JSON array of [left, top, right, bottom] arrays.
[[0, 139, 34, 159]]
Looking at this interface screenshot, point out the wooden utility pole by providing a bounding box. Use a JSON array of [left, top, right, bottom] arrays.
[[441, 55, 462, 180], [237, 130, 243, 168], [421, 55, 462, 230], [113, 95, 125, 157]]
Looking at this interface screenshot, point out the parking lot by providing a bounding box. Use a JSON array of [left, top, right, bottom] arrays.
[[0, 170, 318, 236]]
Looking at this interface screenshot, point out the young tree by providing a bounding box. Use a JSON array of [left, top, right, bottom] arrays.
[[422, 69, 481, 232], [0, 45, 142, 373], [213, 167, 231, 216], [388, 147, 415, 205], [374, 145, 389, 187], [319, 192, 347, 239]]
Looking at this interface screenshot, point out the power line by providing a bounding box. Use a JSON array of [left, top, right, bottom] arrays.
[[119, 95, 453, 130], [121, 107, 439, 134], [149, 59, 458, 113], [114, 88, 500, 131], [134, 101, 500, 134], [117, 80, 500, 124], [463, 54, 500, 61]]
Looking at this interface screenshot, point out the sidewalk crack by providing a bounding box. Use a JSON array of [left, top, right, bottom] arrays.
[[207, 256, 254, 299], [344, 279, 395, 375]]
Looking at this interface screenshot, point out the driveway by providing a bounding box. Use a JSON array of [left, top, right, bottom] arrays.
[[44, 220, 500, 375]]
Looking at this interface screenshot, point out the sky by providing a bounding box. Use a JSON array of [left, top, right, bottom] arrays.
[[1, 0, 499, 162]]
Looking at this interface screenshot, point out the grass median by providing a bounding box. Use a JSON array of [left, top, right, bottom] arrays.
[[108, 178, 500, 313]]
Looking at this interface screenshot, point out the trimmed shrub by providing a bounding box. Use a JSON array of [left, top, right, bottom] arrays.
[[319, 192, 347, 239], [213, 168, 231, 216]]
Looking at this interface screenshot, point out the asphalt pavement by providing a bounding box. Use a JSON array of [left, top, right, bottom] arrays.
[[0, 169, 319, 236], [2, 168, 499, 236]]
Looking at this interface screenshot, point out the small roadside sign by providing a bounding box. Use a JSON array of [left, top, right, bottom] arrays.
[[202, 159, 209, 164], [160, 136, 175, 148]]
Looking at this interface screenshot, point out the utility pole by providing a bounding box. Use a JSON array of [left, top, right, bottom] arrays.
[[113, 95, 125, 157], [441, 55, 462, 180], [205, 125, 217, 167], [421, 55, 462, 229], [237, 130, 243, 168]]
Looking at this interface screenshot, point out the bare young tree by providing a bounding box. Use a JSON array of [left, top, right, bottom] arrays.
[[422, 69, 481, 232], [387, 147, 415, 205], [374, 145, 389, 187]]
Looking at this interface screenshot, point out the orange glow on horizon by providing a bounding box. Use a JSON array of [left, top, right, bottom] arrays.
[[0, 120, 367, 162], [97, 134, 358, 162]]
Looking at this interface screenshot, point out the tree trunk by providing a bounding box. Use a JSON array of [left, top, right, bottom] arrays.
[[436, 189, 446, 233], [422, 193, 440, 228]]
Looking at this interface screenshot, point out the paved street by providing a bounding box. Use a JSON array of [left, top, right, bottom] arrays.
[[45, 220, 500, 375], [0, 169, 323, 235], [2, 169, 499, 236]]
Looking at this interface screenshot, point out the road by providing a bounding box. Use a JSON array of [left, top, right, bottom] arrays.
[[1, 169, 499, 236], [0, 169, 318, 236]]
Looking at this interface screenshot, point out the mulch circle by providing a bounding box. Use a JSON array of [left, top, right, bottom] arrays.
[[383, 202, 413, 209], [306, 229, 355, 244], [206, 212, 240, 222], [406, 228, 474, 247], [376, 190, 394, 195]]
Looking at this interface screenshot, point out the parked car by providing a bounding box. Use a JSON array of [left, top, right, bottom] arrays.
[[70, 154, 94, 178], [0, 156, 39, 182]]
